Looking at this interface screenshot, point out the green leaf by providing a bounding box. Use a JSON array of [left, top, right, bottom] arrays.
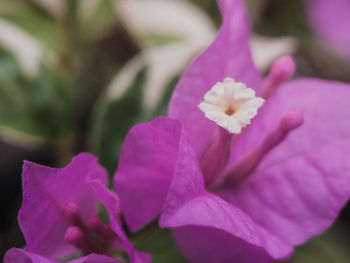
[[150, 74, 180, 118], [0, 47, 38, 137], [0, 47, 70, 141], [255, 0, 310, 40], [29, 64, 71, 137], [92, 66, 147, 174], [137, 229, 189, 263], [141, 34, 183, 47], [82, 0, 117, 36], [0, 1, 59, 49]]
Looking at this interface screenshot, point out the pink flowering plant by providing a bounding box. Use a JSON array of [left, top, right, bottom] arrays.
[[114, 0, 350, 262], [5, 153, 151, 263], [3, 0, 350, 263]]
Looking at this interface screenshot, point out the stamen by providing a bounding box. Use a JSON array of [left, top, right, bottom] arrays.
[[215, 110, 303, 187], [199, 78, 265, 134], [258, 56, 296, 100], [200, 127, 232, 185], [86, 216, 115, 241], [64, 226, 95, 255], [63, 202, 83, 226], [63, 204, 116, 256]]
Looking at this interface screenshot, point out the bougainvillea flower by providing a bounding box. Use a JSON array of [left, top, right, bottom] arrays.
[[4, 248, 122, 263], [307, 0, 350, 59], [5, 153, 150, 263], [114, 0, 350, 262]]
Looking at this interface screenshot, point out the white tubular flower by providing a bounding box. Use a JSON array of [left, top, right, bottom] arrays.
[[199, 78, 265, 134]]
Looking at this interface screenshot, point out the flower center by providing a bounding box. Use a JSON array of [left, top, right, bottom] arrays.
[[224, 106, 235, 116], [199, 77, 265, 134], [63, 202, 116, 256], [211, 109, 304, 189]]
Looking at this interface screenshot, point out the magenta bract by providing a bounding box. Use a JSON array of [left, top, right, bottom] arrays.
[[114, 0, 350, 262], [5, 153, 150, 263], [307, 0, 350, 59]]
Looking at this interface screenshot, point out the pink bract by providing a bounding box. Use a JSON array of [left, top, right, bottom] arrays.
[[6, 153, 150, 263], [115, 0, 350, 262], [4, 249, 122, 263], [307, 0, 350, 59]]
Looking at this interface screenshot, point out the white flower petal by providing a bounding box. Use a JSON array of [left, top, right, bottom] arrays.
[[198, 77, 264, 134]]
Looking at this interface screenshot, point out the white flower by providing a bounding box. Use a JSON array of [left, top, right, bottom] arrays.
[[199, 78, 264, 134]]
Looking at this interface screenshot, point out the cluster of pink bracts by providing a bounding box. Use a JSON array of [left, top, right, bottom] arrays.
[[5, 0, 350, 263]]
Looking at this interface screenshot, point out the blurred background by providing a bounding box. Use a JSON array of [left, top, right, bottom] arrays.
[[1, 0, 350, 262]]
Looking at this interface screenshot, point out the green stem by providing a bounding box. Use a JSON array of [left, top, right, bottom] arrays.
[[53, 0, 80, 163], [130, 219, 160, 248], [59, 0, 79, 81]]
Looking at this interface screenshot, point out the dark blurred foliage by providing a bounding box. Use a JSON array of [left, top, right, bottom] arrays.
[[254, 0, 350, 81], [72, 23, 140, 154], [189, 0, 221, 26], [0, 0, 140, 259], [0, 139, 54, 258], [93, 66, 147, 174], [0, 47, 69, 139]]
